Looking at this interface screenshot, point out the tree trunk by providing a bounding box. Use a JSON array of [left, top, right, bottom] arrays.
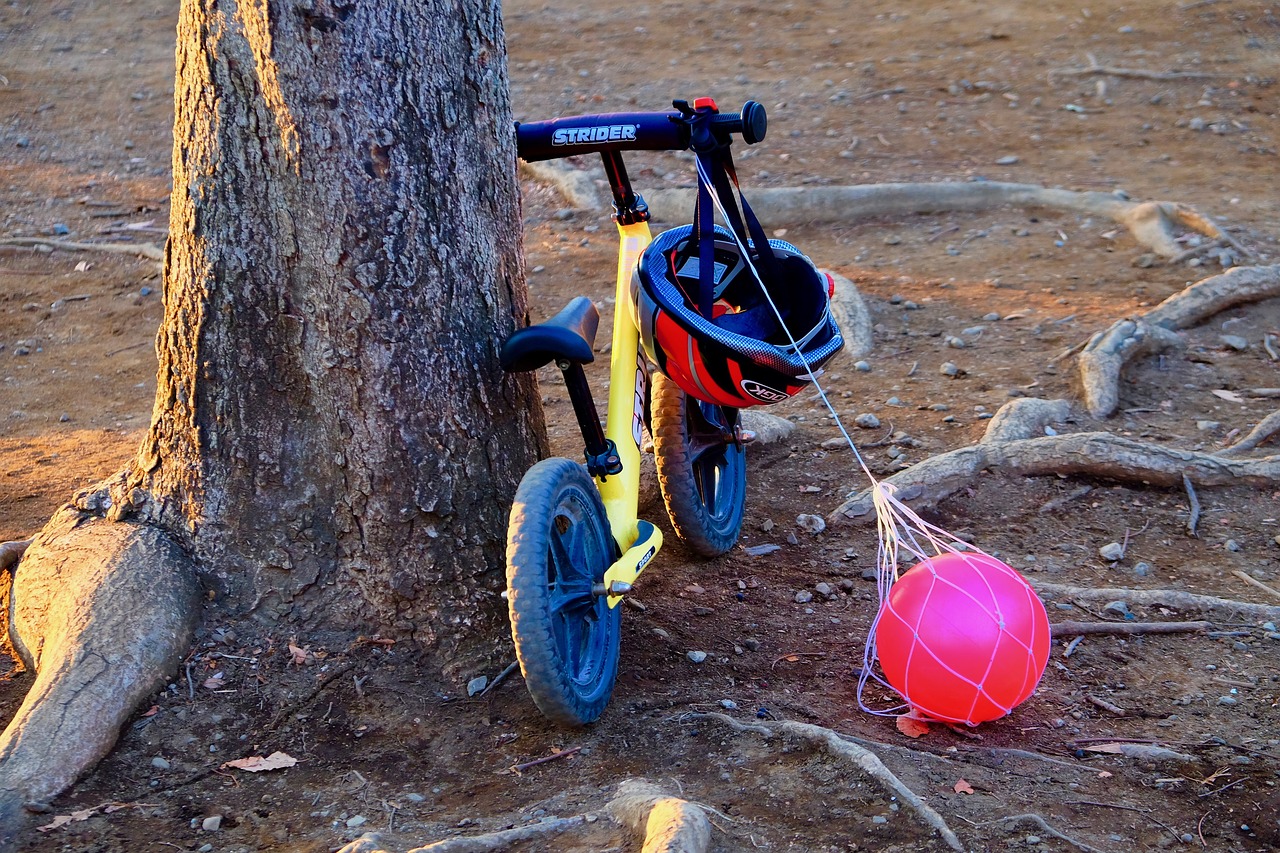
[[1, 0, 541, 837], [131, 0, 544, 660]]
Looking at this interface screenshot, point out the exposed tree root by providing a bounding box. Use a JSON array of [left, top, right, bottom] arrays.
[[608, 779, 712, 853], [1049, 53, 1224, 84], [644, 183, 1227, 258], [1077, 320, 1183, 418], [0, 237, 164, 262], [827, 271, 874, 362], [692, 712, 965, 851], [1141, 264, 1280, 330], [335, 779, 710, 853], [518, 160, 600, 210], [832, 398, 1280, 522], [1031, 581, 1280, 622], [0, 541, 30, 573], [1076, 265, 1280, 417], [983, 813, 1108, 853], [1050, 620, 1213, 637], [0, 508, 200, 848], [1220, 410, 1280, 456]]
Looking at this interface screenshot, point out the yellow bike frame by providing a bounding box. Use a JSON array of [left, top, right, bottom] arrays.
[[598, 220, 663, 607]]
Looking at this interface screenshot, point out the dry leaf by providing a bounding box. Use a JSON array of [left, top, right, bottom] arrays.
[[953, 778, 974, 794], [221, 751, 298, 772], [896, 714, 930, 738], [288, 641, 312, 666], [202, 671, 225, 689], [1211, 389, 1245, 403], [73, 260, 92, 272]]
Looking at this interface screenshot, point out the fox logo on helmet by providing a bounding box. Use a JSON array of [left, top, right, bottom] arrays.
[[740, 380, 789, 404]]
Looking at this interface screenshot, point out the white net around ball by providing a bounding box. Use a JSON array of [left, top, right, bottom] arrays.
[[695, 161, 1036, 723]]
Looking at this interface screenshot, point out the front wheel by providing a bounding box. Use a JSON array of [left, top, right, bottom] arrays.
[[650, 371, 747, 557], [506, 457, 621, 726]]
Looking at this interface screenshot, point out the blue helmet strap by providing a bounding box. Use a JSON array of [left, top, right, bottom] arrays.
[[692, 141, 781, 323]]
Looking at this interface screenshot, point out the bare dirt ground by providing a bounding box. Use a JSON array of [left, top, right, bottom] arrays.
[[3, 0, 1280, 850]]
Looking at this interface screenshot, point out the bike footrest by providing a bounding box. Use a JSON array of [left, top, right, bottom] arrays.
[[602, 520, 663, 608]]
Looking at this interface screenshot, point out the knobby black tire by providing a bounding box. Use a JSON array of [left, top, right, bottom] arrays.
[[506, 457, 621, 726], [650, 371, 747, 557]]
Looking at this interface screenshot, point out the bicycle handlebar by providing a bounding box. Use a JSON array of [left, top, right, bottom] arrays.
[[515, 100, 767, 163]]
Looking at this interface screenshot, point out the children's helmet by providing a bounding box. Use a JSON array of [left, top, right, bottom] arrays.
[[632, 224, 844, 408]]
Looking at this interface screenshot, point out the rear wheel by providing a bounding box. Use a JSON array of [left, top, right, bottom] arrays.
[[506, 457, 620, 726], [650, 371, 747, 557]]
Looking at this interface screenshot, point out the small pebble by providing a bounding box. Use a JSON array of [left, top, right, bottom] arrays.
[[939, 362, 960, 377], [853, 360, 871, 372], [885, 396, 902, 406], [884, 235, 901, 245], [995, 155, 1020, 165], [854, 413, 881, 429], [983, 312, 1001, 321], [687, 650, 708, 663], [1025, 836, 1042, 845], [1099, 542, 1125, 561], [346, 815, 368, 828], [794, 590, 814, 604], [1196, 420, 1222, 432], [151, 756, 171, 771], [815, 582, 834, 597], [946, 336, 966, 348], [719, 699, 739, 710], [1225, 539, 1241, 552], [1232, 641, 1248, 651], [201, 815, 223, 832], [466, 676, 488, 697], [52, 223, 69, 235], [872, 815, 888, 825], [405, 793, 426, 803], [797, 514, 825, 534], [1103, 600, 1131, 617], [743, 638, 760, 652], [1220, 334, 1249, 351], [1218, 696, 1237, 706], [1133, 562, 1151, 577]]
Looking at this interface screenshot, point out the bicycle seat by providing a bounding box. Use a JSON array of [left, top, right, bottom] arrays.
[[500, 295, 600, 372]]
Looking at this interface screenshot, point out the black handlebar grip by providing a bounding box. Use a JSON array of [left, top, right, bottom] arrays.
[[710, 101, 768, 145], [740, 100, 767, 144]]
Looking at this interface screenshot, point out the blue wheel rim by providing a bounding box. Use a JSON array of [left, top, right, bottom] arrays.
[[545, 489, 615, 694]]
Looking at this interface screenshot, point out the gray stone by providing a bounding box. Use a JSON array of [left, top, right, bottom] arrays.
[[939, 362, 960, 377], [466, 676, 488, 697], [151, 756, 171, 771], [201, 815, 223, 832], [719, 699, 739, 710], [1220, 334, 1249, 351], [405, 793, 426, 803], [996, 155, 1020, 165], [853, 360, 872, 372], [346, 815, 368, 828], [796, 514, 826, 534], [1217, 696, 1237, 706], [1099, 542, 1125, 561], [1103, 600, 1131, 617], [794, 590, 814, 604], [815, 582, 834, 597], [687, 650, 708, 663], [740, 411, 797, 444], [854, 413, 881, 429]]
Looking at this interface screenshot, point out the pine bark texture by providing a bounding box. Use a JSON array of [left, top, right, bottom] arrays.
[[123, 0, 543, 669]]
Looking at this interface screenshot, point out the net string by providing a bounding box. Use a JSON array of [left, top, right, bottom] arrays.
[[693, 158, 1032, 722]]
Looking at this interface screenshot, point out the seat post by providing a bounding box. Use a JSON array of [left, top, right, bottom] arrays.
[[557, 359, 622, 479]]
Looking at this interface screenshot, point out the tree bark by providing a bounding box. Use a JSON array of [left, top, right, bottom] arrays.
[[107, 0, 544, 668]]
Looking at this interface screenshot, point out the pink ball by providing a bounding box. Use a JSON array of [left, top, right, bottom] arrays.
[[874, 552, 1050, 725]]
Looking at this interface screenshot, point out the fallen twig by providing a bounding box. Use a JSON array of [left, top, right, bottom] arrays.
[[1263, 334, 1278, 362], [1231, 570, 1280, 603], [692, 712, 964, 851], [477, 661, 519, 699], [512, 746, 581, 773], [982, 813, 1108, 853], [1086, 695, 1127, 716], [1051, 619, 1212, 637], [1183, 473, 1201, 537]]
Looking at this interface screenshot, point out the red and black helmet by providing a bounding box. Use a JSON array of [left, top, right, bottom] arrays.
[[632, 224, 844, 408]]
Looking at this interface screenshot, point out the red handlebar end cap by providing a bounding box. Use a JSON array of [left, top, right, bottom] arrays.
[[693, 96, 718, 111]]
